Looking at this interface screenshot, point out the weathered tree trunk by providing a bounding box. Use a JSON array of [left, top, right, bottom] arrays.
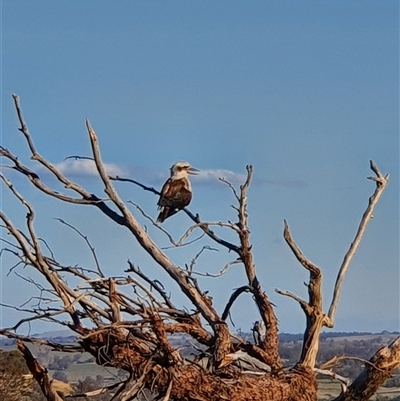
[[333, 337, 400, 401], [16, 341, 64, 401]]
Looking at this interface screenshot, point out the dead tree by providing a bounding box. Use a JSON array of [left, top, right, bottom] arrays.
[[0, 95, 398, 401]]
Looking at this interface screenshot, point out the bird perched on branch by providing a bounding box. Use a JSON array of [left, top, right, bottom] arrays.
[[157, 161, 199, 223]]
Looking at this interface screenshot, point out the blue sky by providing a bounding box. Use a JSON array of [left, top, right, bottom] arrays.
[[1, 1, 399, 335]]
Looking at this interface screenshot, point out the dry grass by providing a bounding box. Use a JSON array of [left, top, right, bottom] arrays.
[[317, 379, 400, 400]]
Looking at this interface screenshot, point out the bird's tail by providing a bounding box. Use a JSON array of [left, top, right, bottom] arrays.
[[157, 206, 178, 223], [157, 207, 169, 223]]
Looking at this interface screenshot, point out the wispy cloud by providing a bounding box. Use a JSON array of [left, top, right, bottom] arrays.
[[195, 169, 247, 186], [50, 159, 127, 177], [194, 169, 307, 188], [34, 160, 306, 189]]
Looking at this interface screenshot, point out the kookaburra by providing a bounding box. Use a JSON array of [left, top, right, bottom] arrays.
[[157, 161, 199, 223]]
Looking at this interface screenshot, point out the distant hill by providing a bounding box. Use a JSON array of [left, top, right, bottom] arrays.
[[32, 329, 77, 340], [279, 330, 399, 342], [1, 329, 398, 346], [0, 329, 77, 346]]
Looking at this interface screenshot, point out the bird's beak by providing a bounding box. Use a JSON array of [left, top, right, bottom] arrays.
[[188, 167, 200, 175]]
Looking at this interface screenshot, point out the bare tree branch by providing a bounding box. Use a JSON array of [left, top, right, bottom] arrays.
[[314, 368, 350, 387], [112, 174, 241, 253], [277, 161, 390, 373], [333, 336, 400, 401], [274, 289, 311, 313], [326, 161, 389, 326], [233, 165, 282, 370], [221, 286, 252, 321], [54, 217, 105, 277], [190, 258, 241, 278]]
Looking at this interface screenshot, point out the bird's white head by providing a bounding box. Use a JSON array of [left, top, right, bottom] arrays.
[[169, 161, 199, 180]]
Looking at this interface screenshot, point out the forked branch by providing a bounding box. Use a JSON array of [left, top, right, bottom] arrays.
[[279, 161, 389, 370], [226, 165, 282, 370]]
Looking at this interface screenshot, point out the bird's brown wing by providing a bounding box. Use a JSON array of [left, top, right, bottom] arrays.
[[157, 179, 192, 222], [157, 179, 172, 207], [157, 179, 172, 222], [157, 206, 173, 223], [168, 187, 192, 209]]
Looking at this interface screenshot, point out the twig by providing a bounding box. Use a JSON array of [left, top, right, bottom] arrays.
[[274, 288, 311, 313], [319, 355, 388, 373], [314, 368, 350, 386], [110, 174, 160, 195], [176, 221, 240, 247], [187, 245, 219, 272], [128, 200, 206, 248], [55, 217, 105, 277], [219, 177, 240, 201], [112, 173, 241, 254], [125, 261, 174, 309], [221, 286, 252, 321], [283, 220, 321, 277], [191, 259, 241, 278]]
